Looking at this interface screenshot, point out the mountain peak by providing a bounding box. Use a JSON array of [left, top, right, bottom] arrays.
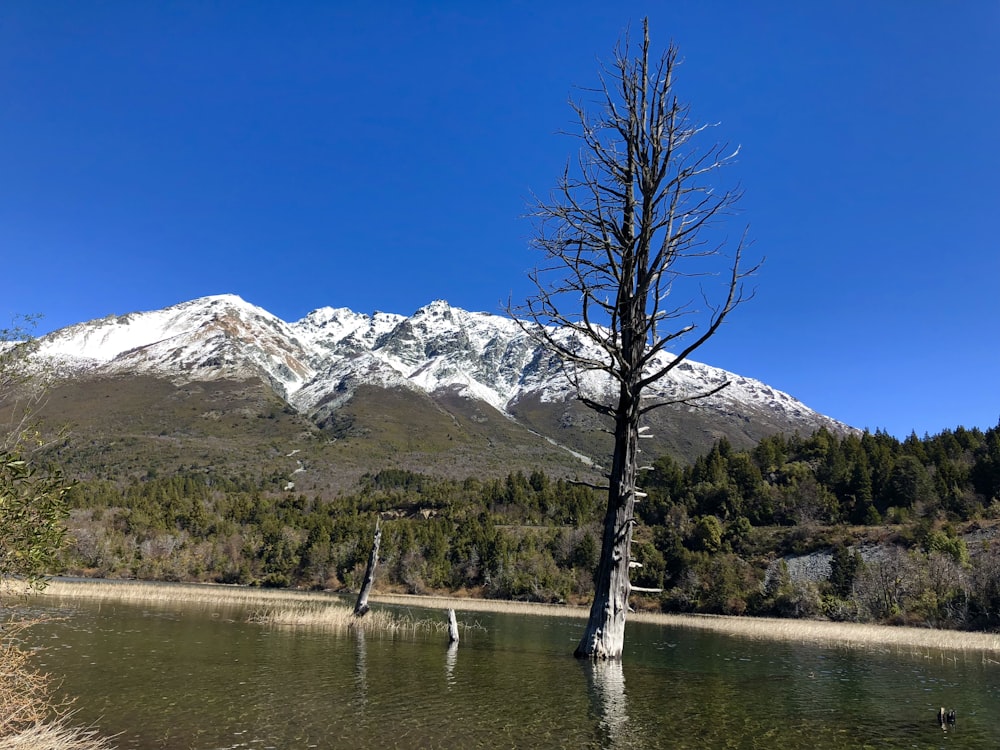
[[410, 299, 458, 319], [420, 298, 452, 309], [192, 293, 248, 305], [32, 294, 854, 463], [298, 306, 358, 325]]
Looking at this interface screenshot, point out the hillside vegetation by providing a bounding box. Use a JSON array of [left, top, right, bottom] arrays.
[[56, 423, 1000, 631]]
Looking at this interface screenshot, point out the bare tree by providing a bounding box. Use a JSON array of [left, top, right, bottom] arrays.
[[354, 517, 382, 617], [510, 20, 758, 659]]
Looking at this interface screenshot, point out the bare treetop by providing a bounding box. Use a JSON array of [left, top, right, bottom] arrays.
[[514, 19, 759, 417], [510, 19, 759, 660]]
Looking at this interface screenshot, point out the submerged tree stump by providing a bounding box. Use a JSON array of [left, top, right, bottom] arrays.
[[447, 609, 460, 644], [354, 517, 381, 617], [938, 707, 956, 727]]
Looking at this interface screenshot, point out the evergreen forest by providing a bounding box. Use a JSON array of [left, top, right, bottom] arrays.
[[60, 422, 1000, 631]]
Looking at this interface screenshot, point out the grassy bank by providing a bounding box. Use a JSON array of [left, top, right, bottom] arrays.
[[42, 579, 339, 609], [40, 579, 1000, 655], [40, 580, 458, 635], [376, 591, 1000, 655], [631, 611, 1000, 655]]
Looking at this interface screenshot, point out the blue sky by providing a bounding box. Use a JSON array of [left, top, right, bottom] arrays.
[[2, 2, 998, 439]]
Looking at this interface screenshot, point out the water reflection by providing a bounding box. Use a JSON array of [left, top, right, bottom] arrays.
[[354, 626, 368, 705], [582, 659, 637, 748], [445, 642, 459, 687]]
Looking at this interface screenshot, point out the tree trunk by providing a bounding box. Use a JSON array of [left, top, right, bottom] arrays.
[[575, 391, 641, 659], [447, 608, 460, 644], [354, 517, 381, 617]]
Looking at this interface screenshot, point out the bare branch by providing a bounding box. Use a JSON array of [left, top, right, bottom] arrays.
[[508, 18, 760, 660]]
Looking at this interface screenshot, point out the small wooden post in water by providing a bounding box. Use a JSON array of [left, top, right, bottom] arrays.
[[447, 609, 460, 644], [354, 517, 382, 617]]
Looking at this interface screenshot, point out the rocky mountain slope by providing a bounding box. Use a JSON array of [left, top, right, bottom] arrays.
[[18, 294, 851, 490]]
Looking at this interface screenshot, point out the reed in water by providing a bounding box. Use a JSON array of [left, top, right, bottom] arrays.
[[40, 579, 1000, 654]]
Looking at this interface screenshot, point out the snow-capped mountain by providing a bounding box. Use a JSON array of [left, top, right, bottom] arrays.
[[32, 294, 851, 470]]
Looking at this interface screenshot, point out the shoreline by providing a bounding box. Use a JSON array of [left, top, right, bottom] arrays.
[[36, 578, 1000, 655]]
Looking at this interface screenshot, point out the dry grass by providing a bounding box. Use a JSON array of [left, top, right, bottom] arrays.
[[249, 603, 457, 636], [41, 579, 335, 609], [37, 579, 1000, 655], [370, 592, 592, 618], [0, 617, 114, 750], [42, 581, 580, 629], [0, 619, 51, 736], [0, 720, 116, 750], [40, 580, 459, 636], [629, 611, 1000, 654]]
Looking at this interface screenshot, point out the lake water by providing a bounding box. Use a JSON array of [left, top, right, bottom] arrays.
[[19, 592, 1000, 749]]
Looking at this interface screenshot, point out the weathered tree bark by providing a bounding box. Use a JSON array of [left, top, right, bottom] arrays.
[[353, 517, 381, 617], [447, 608, 460, 644], [575, 395, 641, 658], [509, 19, 756, 660]]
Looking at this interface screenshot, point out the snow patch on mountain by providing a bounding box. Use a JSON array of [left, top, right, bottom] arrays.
[[32, 294, 852, 435], [38, 294, 316, 396]]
